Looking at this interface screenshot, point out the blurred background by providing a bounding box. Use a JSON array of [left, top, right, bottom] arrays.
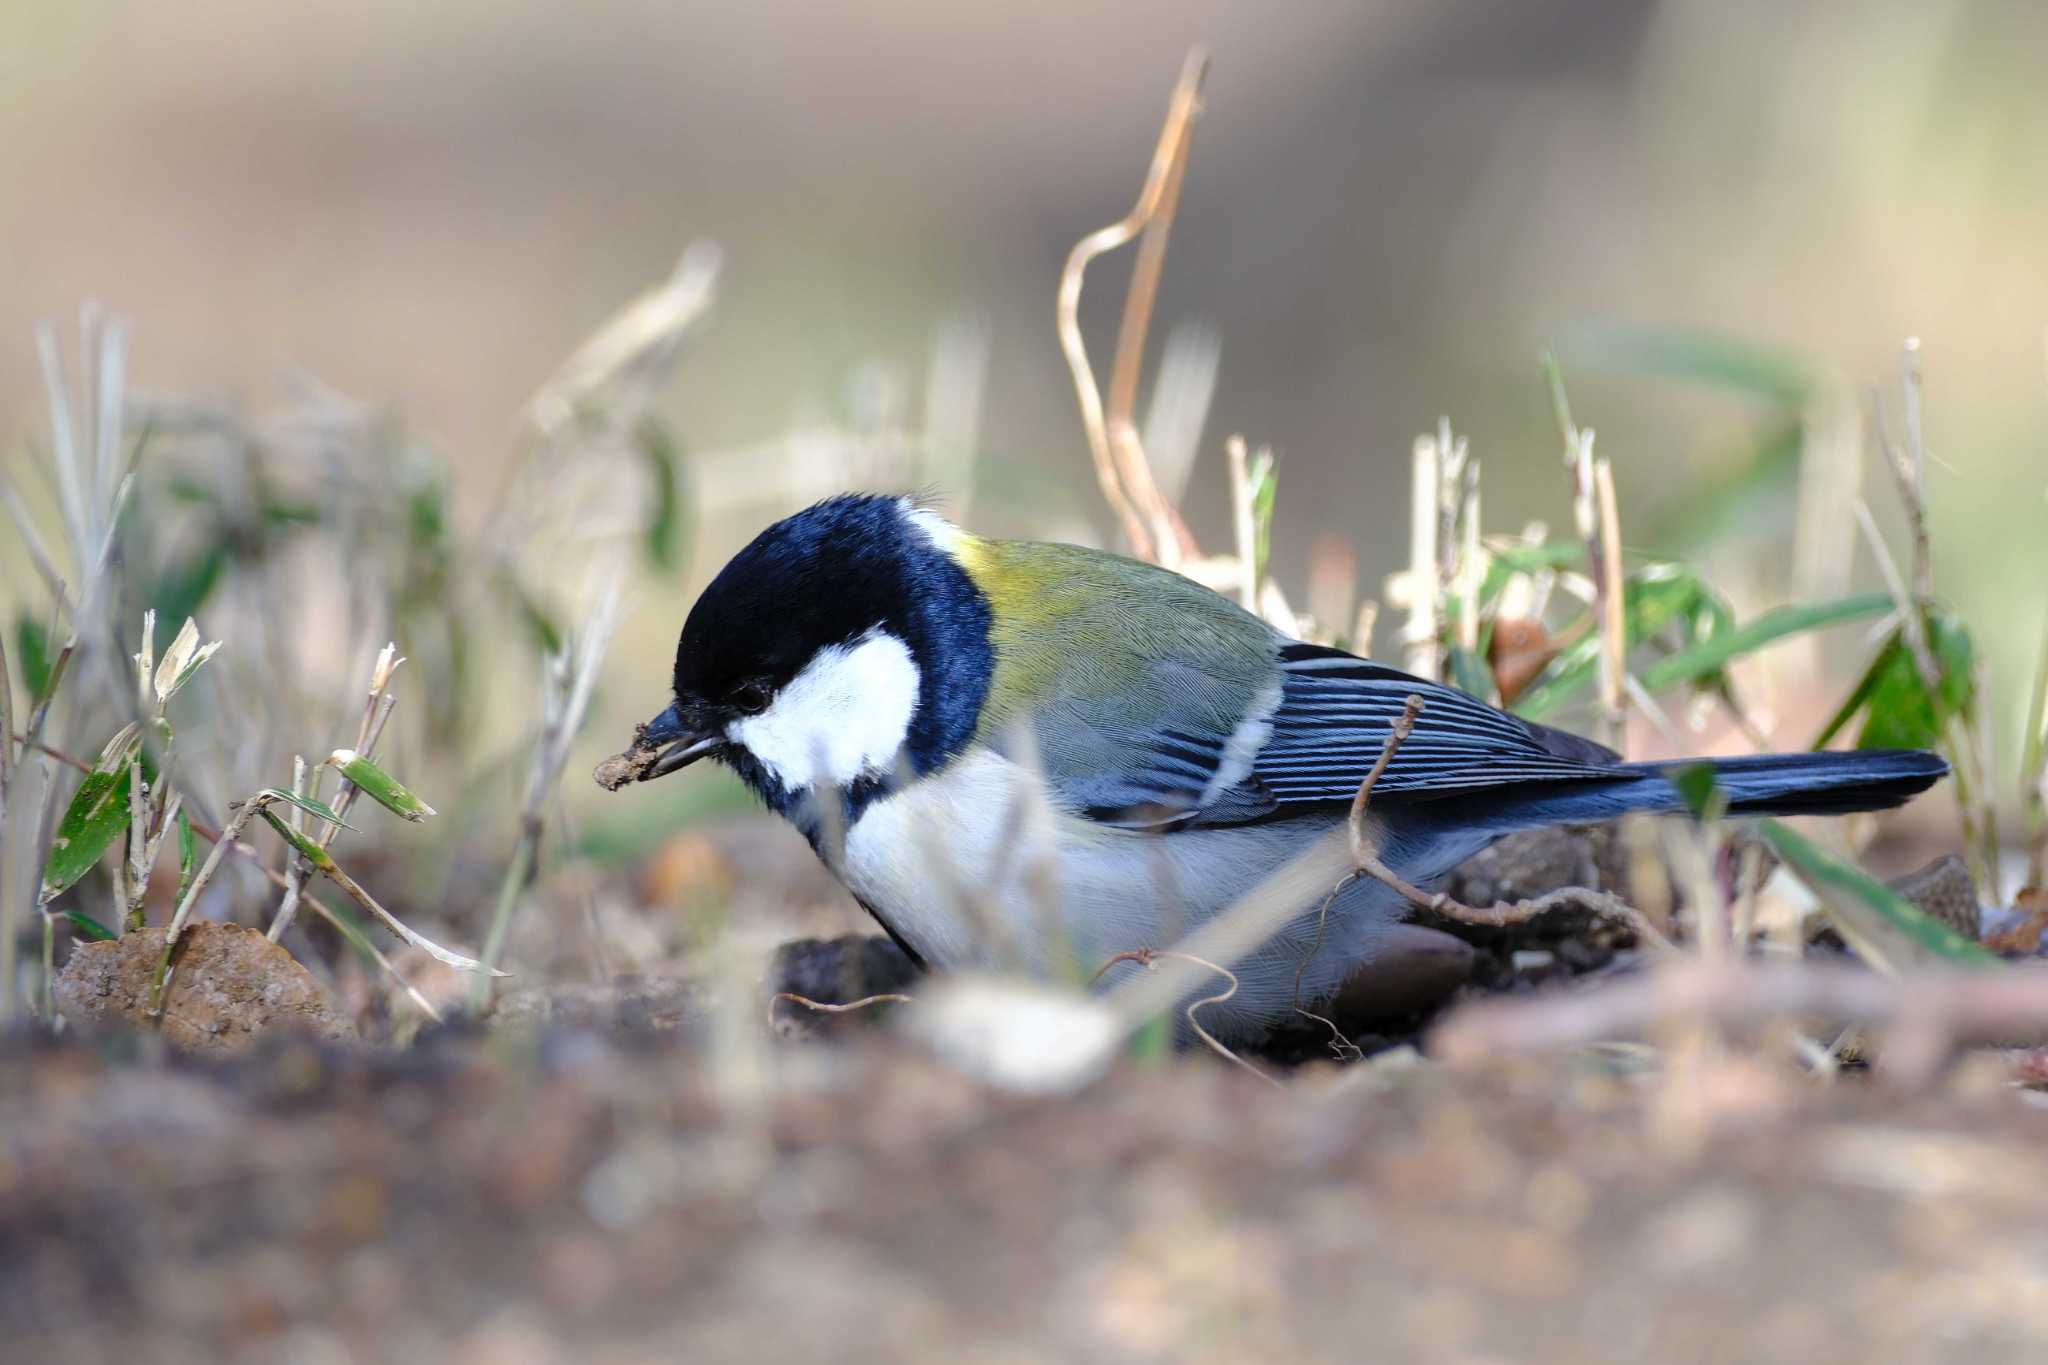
[[4, 0, 2046, 851]]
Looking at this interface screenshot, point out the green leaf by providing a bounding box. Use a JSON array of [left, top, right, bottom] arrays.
[[1644, 419, 1804, 553], [500, 573, 564, 655], [39, 744, 141, 902], [255, 788, 357, 832], [1637, 593, 1896, 693], [1669, 763, 1724, 820], [1814, 613, 1974, 752], [175, 807, 198, 899], [637, 417, 688, 572], [1563, 326, 1813, 406], [408, 482, 448, 547], [149, 544, 226, 638], [327, 749, 437, 822], [60, 909, 118, 942], [1249, 450, 1278, 586], [259, 807, 336, 869], [259, 499, 322, 527], [1758, 819, 1999, 971], [1476, 541, 1583, 610], [15, 615, 53, 704], [1445, 644, 1495, 703], [1513, 565, 1726, 719]]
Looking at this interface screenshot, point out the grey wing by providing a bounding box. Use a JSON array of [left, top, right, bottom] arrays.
[[1015, 654, 1282, 830], [1239, 643, 1627, 811]]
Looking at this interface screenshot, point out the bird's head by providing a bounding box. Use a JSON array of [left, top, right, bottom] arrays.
[[615, 494, 994, 825]]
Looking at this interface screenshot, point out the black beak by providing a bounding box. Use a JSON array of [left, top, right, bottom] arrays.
[[638, 699, 724, 780]]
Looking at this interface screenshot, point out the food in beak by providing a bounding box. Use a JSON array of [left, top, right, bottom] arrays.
[[592, 703, 720, 791]]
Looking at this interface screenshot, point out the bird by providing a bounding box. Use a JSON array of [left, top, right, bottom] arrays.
[[607, 492, 1947, 1043]]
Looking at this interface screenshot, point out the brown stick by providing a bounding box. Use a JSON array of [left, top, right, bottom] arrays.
[[1105, 51, 1205, 564], [1341, 696, 1674, 952], [1056, 50, 1208, 562]]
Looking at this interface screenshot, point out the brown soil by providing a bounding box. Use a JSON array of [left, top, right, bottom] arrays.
[[52, 923, 354, 1051], [3, 1020, 2045, 1363]]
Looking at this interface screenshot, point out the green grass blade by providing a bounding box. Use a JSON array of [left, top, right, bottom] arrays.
[[38, 727, 143, 902], [1637, 592, 1895, 692], [259, 807, 336, 868], [256, 788, 356, 832], [327, 749, 437, 821], [1758, 819, 1998, 971], [60, 909, 117, 942]]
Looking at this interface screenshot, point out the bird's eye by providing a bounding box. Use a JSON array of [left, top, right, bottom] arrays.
[[731, 681, 772, 715]]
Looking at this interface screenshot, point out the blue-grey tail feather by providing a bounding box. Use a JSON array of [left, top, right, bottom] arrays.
[[1414, 748, 1948, 835], [1640, 749, 1948, 816]]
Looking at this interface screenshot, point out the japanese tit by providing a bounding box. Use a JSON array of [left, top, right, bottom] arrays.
[[607, 494, 1945, 1042]]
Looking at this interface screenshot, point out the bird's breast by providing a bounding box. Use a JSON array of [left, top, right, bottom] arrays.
[[831, 747, 1353, 981]]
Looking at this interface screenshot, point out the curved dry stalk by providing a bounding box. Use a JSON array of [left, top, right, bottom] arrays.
[[768, 991, 913, 1031], [1056, 50, 1207, 561], [1289, 880, 1365, 1062], [1346, 695, 1424, 867], [1156, 950, 1277, 1087], [1093, 946, 1277, 1085], [1344, 692, 1673, 952], [1429, 960, 2048, 1086]]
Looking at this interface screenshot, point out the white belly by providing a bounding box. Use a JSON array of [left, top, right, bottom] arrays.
[[833, 749, 1434, 1040]]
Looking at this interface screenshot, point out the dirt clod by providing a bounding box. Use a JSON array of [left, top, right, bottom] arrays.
[[53, 923, 353, 1050]]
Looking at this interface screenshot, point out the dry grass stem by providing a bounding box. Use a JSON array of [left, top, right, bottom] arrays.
[[1163, 950, 1278, 1086], [305, 893, 446, 1024], [269, 645, 403, 942], [2024, 606, 2048, 889], [1397, 434, 1441, 680], [1056, 49, 1207, 561], [1346, 692, 1673, 951], [769, 991, 913, 1029], [1093, 946, 1277, 1086], [1430, 960, 2048, 1085], [474, 573, 622, 1008], [1226, 435, 1259, 610], [1593, 457, 1627, 753], [1289, 886, 1364, 1062]]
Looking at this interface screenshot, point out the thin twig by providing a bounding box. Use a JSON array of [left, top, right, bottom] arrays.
[[271, 646, 402, 941], [1289, 884, 1364, 1062], [1105, 50, 1205, 565], [1344, 694, 1673, 951], [474, 575, 621, 1009], [1056, 50, 1207, 561], [152, 798, 267, 1010], [1158, 949, 1277, 1086], [1093, 946, 1276, 1085], [769, 991, 913, 1030], [1345, 694, 1425, 867]]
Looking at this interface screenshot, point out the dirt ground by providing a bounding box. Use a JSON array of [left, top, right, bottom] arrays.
[[5, 1000, 2047, 1364]]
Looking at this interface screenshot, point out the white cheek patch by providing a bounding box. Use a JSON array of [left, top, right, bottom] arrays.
[[729, 629, 922, 792]]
